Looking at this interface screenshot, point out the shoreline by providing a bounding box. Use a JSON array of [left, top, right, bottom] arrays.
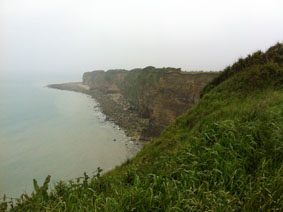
[[47, 82, 150, 143]]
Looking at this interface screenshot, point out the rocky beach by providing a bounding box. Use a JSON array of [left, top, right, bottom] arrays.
[[47, 82, 150, 142]]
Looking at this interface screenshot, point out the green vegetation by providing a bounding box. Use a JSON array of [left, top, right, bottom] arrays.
[[201, 42, 283, 97], [1, 43, 283, 211]]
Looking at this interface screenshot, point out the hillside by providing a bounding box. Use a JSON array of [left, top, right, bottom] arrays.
[[1, 43, 282, 211]]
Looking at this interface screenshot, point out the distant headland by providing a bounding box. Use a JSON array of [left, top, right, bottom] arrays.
[[48, 67, 218, 142]]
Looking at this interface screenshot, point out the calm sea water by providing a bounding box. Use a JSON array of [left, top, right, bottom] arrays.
[[0, 74, 139, 198]]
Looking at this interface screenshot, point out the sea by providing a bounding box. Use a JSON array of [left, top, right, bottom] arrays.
[[0, 72, 139, 198]]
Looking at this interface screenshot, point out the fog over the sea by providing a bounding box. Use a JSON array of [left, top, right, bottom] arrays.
[[1, 0, 283, 78]]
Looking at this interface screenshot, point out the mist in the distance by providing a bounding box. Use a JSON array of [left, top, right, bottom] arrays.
[[1, 0, 283, 77]]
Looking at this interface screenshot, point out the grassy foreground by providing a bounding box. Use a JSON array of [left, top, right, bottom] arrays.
[[1, 43, 283, 211]]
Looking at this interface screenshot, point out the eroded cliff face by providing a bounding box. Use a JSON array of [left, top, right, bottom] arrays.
[[83, 70, 128, 93], [137, 72, 218, 137], [83, 67, 218, 138]]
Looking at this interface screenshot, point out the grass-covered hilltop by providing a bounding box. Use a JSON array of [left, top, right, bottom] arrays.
[[1, 43, 283, 211]]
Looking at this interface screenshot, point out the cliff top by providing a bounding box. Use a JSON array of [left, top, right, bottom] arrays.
[[86, 66, 218, 75]]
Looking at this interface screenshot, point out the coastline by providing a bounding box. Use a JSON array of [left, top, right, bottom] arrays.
[[47, 82, 150, 143]]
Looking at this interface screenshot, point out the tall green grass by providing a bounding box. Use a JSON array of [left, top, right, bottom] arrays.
[[1, 43, 282, 211]]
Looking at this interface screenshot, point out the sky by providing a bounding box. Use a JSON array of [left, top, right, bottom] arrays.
[[1, 0, 283, 77]]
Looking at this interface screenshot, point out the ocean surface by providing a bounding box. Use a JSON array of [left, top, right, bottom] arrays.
[[0, 73, 140, 198]]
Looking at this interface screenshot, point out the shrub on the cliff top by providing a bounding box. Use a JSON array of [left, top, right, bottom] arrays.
[[201, 42, 283, 97]]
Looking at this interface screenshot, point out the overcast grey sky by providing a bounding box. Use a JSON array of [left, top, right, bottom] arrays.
[[1, 0, 283, 76]]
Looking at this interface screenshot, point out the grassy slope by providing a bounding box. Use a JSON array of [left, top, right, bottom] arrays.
[[1, 44, 283, 211]]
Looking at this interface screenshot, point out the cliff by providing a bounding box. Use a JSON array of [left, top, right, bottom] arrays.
[[83, 67, 218, 138], [83, 69, 128, 94], [5, 43, 283, 211]]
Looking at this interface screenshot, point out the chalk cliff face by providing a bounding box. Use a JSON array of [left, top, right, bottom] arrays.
[[83, 67, 218, 137]]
